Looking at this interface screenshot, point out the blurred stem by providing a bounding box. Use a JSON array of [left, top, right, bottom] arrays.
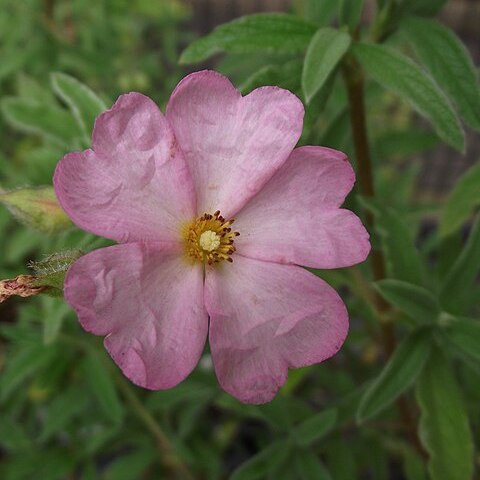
[[113, 373, 195, 480], [60, 334, 195, 479], [342, 55, 395, 355], [342, 55, 427, 459]]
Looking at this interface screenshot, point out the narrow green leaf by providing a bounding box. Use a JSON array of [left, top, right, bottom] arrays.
[[402, 17, 480, 130], [357, 329, 432, 421], [402, 0, 448, 17], [440, 162, 480, 237], [403, 447, 427, 480], [292, 408, 337, 446], [104, 449, 156, 480], [0, 344, 58, 403], [440, 216, 480, 314], [360, 197, 424, 285], [324, 435, 357, 480], [42, 297, 71, 344], [40, 386, 88, 441], [353, 43, 464, 151], [81, 352, 124, 424], [443, 315, 480, 362], [302, 28, 351, 103], [1, 97, 81, 146], [231, 440, 292, 480], [374, 280, 439, 324], [180, 14, 316, 64], [416, 348, 474, 480], [51, 72, 106, 141], [339, 0, 364, 30], [295, 449, 332, 480], [0, 414, 32, 451]]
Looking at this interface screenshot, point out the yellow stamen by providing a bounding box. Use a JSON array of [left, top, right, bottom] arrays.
[[183, 210, 239, 265]]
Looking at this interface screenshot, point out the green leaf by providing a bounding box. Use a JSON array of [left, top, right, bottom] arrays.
[[81, 351, 124, 424], [231, 440, 292, 480], [374, 129, 438, 159], [403, 447, 427, 480], [295, 449, 332, 480], [302, 0, 337, 27], [402, 17, 480, 130], [440, 162, 480, 237], [1, 97, 81, 146], [339, 0, 364, 30], [240, 60, 302, 95], [401, 0, 448, 17], [416, 348, 474, 480], [104, 449, 156, 480], [353, 43, 464, 151], [51, 72, 106, 142], [324, 435, 357, 480], [440, 216, 480, 314], [442, 315, 480, 362], [42, 297, 71, 344], [302, 28, 351, 103], [40, 386, 88, 441], [0, 344, 58, 403], [357, 329, 432, 421], [374, 280, 439, 324], [0, 414, 32, 451], [292, 408, 337, 446], [360, 197, 424, 285], [180, 14, 316, 64], [0, 186, 71, 233]]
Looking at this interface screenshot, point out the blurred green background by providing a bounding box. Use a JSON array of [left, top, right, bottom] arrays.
[[0, 1, 479, 479]]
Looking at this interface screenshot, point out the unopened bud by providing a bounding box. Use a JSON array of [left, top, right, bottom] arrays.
[[0, 186, 71, 233]]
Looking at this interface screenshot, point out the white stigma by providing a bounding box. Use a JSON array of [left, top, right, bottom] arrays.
[[199, 230, 221, 252]]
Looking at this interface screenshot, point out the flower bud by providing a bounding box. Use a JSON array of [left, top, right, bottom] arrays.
[[0, 186, 71, 233]]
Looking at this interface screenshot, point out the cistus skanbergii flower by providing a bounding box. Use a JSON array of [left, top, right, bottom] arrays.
[[54, 70, 370, 404]]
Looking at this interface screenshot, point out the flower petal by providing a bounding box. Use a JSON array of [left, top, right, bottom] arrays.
[[205, 255, 348, 404], [166, 70, 304, 217], [234, 146, 370, 268], [54, 93, 196, 243], [65, 243, 208, 389]]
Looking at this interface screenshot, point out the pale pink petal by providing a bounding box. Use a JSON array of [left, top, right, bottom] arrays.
[[166, 70, 304, 217], [234, 146, 370, 268], [205, 255, 348, 404], [54, 93, 195, 243], [65, 243, 208, 389]]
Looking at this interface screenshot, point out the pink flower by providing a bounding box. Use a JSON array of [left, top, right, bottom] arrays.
[[54, 70, 370, 404]]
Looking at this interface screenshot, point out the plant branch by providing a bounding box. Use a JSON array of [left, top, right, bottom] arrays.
[[112, 373, 195, 480], [342, 56, 427, 459], [342, 57, 395, 355], [60, 334, 195, 479]]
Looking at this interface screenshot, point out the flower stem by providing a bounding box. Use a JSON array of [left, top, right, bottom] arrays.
[[60, 334, 195, 478], [342, 56, 394, 353], [342, 56, 426, 459], [112, 373, 195, 480]]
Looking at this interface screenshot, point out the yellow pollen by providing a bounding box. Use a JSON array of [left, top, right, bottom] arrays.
[[199, 230, 221, 252], [183, 210, 240, 265]]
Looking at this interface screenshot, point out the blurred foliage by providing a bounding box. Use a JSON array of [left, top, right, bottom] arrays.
[[1, 0, 479, 479]]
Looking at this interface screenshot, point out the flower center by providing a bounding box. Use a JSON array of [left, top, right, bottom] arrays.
[[184, 211, 239, 265]]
